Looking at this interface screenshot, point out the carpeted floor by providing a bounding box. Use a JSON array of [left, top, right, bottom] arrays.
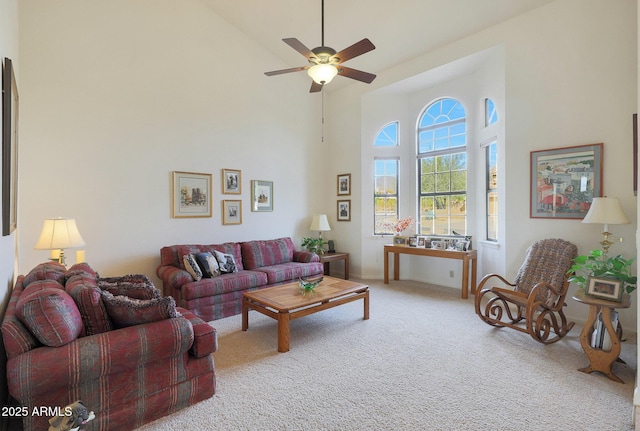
[[137, 279, 637, 431]]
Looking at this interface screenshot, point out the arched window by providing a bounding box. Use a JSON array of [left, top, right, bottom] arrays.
[[485, 98, 498, 126], [417, 98, 467, 235], [374, 122, 398, 147], [373, 122, 399, 234]]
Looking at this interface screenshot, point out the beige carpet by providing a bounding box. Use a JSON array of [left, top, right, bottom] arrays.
[[137, 279, 637, 431]]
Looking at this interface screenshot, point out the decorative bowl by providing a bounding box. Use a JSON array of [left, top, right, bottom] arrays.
[[298, 276, 323, 292]]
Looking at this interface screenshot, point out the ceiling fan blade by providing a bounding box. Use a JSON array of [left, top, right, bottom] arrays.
[[333, 38, 375, 63], [310, 81, 323, 93], [283, 38, 314, 59], [337, 66, 376, 84], [264, 66, 308, 76]]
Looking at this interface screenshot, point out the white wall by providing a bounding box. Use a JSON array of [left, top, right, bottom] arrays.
[[18, 0, 324, 280], [328, 0, 638, 330]]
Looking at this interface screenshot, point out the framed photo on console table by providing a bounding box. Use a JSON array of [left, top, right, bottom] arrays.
[[172, 171, 212, 218], [586, 276, 623, 302], [530, 143, 603, 219]]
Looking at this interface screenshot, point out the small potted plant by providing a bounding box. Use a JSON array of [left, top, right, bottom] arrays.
[[568, 249, 637, 294], [301, 237, 327, 255]]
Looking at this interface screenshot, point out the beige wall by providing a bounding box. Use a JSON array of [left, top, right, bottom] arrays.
[[328, 0, 638, 329], [18, 0, 325, 279]]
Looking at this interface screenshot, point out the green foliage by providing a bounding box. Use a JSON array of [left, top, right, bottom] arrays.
[[301, 237, 327, 255], [568, 249, 637, 294]]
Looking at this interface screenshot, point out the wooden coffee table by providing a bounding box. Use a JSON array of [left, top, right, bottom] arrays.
[[242, 276, 369, 352]]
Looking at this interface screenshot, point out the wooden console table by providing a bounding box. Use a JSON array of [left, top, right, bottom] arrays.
[[383, 244, 477, 299], [572, 290, 630, 383]]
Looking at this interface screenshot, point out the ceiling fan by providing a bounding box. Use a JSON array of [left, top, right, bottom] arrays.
[[264, 0, 376, 93]]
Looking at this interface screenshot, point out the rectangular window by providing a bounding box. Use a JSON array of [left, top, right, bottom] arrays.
[[486, 141, 498, 241], [418, 152, 467, 235], [374, 158, 398, 235]]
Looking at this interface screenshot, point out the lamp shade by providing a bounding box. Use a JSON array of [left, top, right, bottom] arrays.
[[582, 197, 629, 225], [34, 218, 86, 250], [309, 214, 331, 232], [307, 64, 338, 85]]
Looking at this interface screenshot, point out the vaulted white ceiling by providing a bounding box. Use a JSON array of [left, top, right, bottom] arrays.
[[203, 0, 554, 91]]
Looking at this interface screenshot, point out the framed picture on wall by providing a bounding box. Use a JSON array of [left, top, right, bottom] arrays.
[[337, 173, 351, 196], [171, 171, 212, 218], [222, 200, 242, 225], [530, 143, 603, 219], [221, 168, 241, 194], [337, 199, 351, 221], [251, 180, 273, 212], [2, 57, 19, 236]]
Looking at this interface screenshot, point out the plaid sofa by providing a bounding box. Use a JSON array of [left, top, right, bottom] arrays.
[[157, 237, 323, 321], [1, 262, 217, 431]]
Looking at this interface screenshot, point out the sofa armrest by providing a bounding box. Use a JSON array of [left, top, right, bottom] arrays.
[[293, 251, 320, 263], [177, 307, 217, 357], [7, 317, 195, 401], [156, 264, 193, 292]]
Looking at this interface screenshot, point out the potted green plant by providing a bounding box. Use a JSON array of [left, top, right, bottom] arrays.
[[301, 237, 327, 255], [568, 249, 637, 294]]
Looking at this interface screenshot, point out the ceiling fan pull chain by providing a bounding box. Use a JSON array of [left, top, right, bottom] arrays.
[[321, 88, 325, 143]]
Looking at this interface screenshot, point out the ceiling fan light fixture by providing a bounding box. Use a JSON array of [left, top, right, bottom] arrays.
[[307, 63, 338, 85]]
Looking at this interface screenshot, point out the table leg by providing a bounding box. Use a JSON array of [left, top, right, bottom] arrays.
[[277, 311, 291, 353], [242, 298, 249, 331], [344, 255, 350, 280], [578, 305, 624, 383], [384, 250, 389, 284], [461, 255, 469, 299], [393, 253, 400, 281], [363, 289, 370, 320], [470, 256, 477, 295]]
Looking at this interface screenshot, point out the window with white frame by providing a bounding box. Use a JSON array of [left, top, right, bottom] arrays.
[[417, 98, 467, 235], [485, 140, 498, 241], [373, 122, 399, 235]]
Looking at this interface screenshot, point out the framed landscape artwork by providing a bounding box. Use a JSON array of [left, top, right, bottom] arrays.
[[172, 171, 212, 218], [222, 200, 242, 225], [251, 180, 273, 212], [530, 143, 603, 219], [2, 57, 18, 236], [221, 168, 241, 194]]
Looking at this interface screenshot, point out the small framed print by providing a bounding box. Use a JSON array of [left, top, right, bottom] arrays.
[[586, 276, 623, 302], [222, 168, 241, 194], [251, 180, 273, 212], [337, 173, 351, 196], [337, 199, 351, 221], [222, 200, 242, 225], [172, 171, 212, 218]]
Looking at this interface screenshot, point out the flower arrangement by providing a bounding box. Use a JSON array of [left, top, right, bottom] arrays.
[[387, 217, 415, 235]]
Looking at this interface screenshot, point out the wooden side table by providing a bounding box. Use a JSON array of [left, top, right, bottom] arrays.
[[319, 252, 349, 280], [572, 290, 630, 383]]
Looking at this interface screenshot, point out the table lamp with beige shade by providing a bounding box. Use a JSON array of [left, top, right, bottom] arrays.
[[34, 218, 86, 266]]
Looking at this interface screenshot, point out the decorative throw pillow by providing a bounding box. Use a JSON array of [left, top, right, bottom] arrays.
[[98, 274, 161, 300], [100, 291, 181, 328], [214, 250, 238, 273], [65, 275, 113, 335], [22, 262, 67, 288], [16, 284, 84, 346], [195, 252, 220, 278], [183, 254, 203, 281], [65, 262, 98, 281]]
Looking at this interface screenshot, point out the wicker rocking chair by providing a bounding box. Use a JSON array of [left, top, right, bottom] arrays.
[[474, 238, 578, 344]]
